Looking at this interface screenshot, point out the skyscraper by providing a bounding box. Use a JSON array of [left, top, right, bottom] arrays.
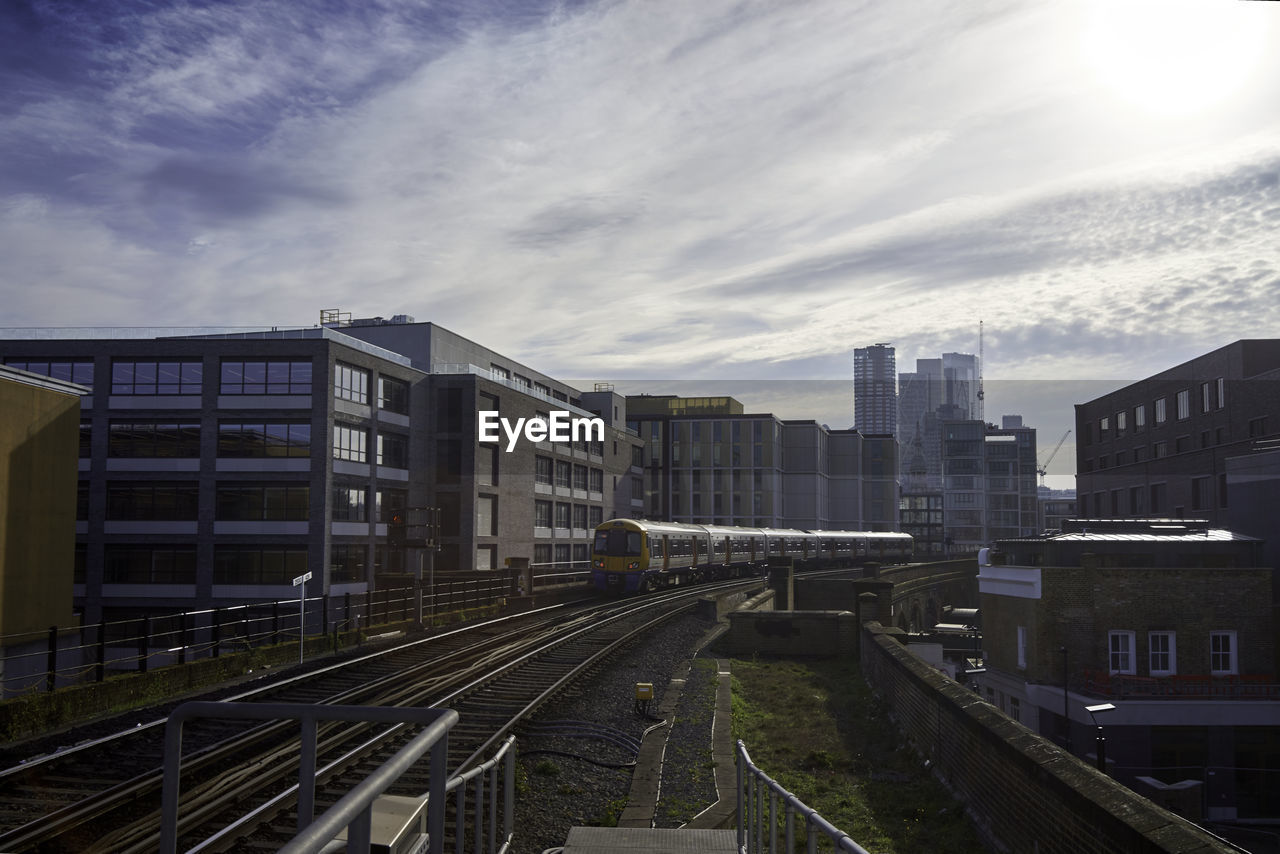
[[853, 344, 897, 435]]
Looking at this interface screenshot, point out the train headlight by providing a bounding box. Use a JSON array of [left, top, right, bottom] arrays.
[[627, 561, 639, 570], [593, 559, 604, 568]]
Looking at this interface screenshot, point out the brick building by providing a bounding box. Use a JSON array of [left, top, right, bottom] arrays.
[[979, 518, 1277, 820], [1075, 338, 1280, 535]]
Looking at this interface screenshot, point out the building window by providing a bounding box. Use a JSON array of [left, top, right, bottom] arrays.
[[104, 546, 196, 584], [476, 495, 497, 537], [1210, 631, 1237, 675], [217, 484, 310, 521], [1216, 377, 1225, 410], [534, 500, 552, 529], [214, 547, 308, 584], [1099, 415, 1110, 437], [377, 432, 409, 468], [111, 360, 202, 395], [554, 460, 571, 488], [106, 483, 200, 520], [554, 543, 571, 565], [1016, 626, 1027, 670], [589, 506, 603, 528], [554, 502, 570, 529], [333, 424, 368, 462], [1249, 416, 1268, 438], [1153, 441, 1167, 459], [220, 360, 312, 395], [6, 359, 95, 387], [589, 468, 604, 493], [534, 543, 552, 564], [376, 488, 406, 523], [329, 544, 366, 583], [1109, 630, 1136, 675], [1116, 411, 1126, 433], [1134, 405, 1145, 431], [1200, 382, 1211, 413], [476, 545, 496, 571], [335, 362, 370, 404], [1154, 397, 1167, 424], [332, 485, 368, 522], [573, 464, 588, 491], [535, 456, 553, 486], [1149, 631, 1176, 676], [572, 504, 588, 530], [378, 376, 410, 414], [1008, 696, 1020, 723], [217, 422, 310, 457], [110, 422, 202, 457], [1150, 482, 1166, 513], [1190, 476, 1210, 512], [1176, 389, 1190, 420]]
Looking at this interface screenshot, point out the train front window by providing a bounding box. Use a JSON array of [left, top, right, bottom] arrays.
[[595, 529, 643, 556]]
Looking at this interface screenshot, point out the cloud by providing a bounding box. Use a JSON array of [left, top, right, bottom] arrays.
[[1, 0, 1279, 441]]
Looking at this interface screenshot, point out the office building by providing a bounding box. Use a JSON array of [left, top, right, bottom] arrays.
[[1, 318, 643, 624], [626, 396, 898, 530], [853, 344, 897, 435], [941, 416, 1038, 554]]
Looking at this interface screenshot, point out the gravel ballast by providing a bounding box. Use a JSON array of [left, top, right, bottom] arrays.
[[508, 610, 723, 853]]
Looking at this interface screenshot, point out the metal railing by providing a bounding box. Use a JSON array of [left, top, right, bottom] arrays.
[[0, 576, 516, 698], [160, 702, 458, 854], [736, 740, 871, 854], [1082, 669, 1280, 700], [447, 735, 517, 854]]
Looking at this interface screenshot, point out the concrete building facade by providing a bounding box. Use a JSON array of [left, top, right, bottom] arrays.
[[941, 416, 1038, 554], [625, 396, 899, 531], [1, 319, 643, 624], [0, 366, 86, 644]]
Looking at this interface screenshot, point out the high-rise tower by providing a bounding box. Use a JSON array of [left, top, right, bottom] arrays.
[[853, 344, 897, 435]]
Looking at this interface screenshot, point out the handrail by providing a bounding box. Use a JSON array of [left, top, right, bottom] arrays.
[[736, 740, 871, 854], [160, 702, 457, 854]]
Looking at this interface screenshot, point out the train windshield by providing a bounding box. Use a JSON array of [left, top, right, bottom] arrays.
[[594, 528, 643, 556]]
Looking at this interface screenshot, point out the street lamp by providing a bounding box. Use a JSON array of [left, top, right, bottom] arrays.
[[1085, 702, 1116, 773]]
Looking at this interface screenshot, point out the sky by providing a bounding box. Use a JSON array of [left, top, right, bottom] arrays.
[[3, 0, 1280, 486]]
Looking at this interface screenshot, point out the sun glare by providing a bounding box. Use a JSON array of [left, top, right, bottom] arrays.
[[1080, 0, 1272, 118]]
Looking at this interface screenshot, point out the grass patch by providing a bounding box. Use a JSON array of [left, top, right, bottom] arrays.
[[731, 657, 987, 854]]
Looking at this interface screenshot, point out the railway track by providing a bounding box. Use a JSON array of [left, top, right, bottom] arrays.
[[0, 577, 761, 852]]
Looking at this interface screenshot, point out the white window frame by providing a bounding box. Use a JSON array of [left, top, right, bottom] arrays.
[[1148, 631, 1176, 676], [1016, 626, 1028, 670], [1210, 631, 1237, 675], [1109, 630, 1136, 675]]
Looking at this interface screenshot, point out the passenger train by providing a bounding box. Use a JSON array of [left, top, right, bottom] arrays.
[[591, 518, 913, 593]]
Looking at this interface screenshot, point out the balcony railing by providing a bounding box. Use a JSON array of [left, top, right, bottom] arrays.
[[1082, 669, 1280, 700]]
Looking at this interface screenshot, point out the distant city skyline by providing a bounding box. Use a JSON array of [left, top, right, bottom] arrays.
[[3, 0, 1278, 491]]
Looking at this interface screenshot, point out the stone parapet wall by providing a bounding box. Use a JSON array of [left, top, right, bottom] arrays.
[[860, 621, 1239, 854]]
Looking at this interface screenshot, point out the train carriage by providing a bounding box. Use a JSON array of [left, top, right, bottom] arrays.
[[592, 519, 914, 593]]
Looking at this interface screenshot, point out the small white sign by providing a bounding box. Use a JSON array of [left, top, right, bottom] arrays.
[[292, 572, 313, 587]]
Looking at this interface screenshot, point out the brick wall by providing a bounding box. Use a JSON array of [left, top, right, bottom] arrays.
[[860, 622, 1240, 854]]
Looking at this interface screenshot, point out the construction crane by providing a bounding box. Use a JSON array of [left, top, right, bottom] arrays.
[[1037, 429, 1071, 487]]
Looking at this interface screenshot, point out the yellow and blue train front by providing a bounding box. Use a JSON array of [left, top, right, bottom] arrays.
[[591, 522, 650, 592]]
